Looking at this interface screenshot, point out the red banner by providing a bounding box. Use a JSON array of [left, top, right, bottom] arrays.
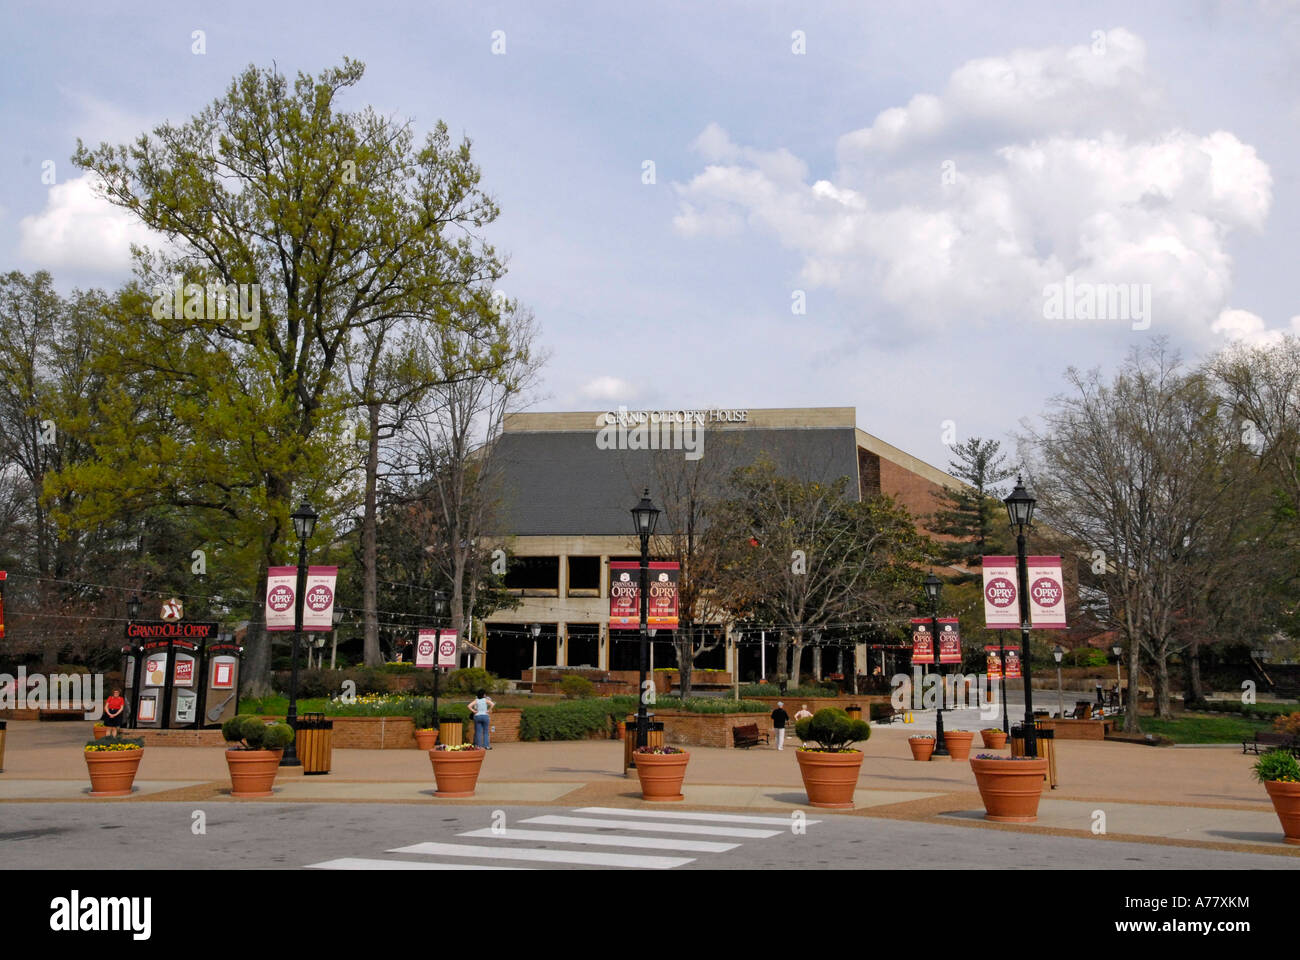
[[985, 650, 1001, 679], [609, 561, 679, 630], [938, 618, 961, 664], [911, 618, 934, 664], [1004, 648, 1022, 680]]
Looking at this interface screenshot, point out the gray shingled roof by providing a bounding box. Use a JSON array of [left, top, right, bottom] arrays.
[[487, 427, 859, 536]]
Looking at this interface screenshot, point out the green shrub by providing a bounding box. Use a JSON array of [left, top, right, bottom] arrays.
[[520, 699, 617, 741], [1068, 648, 1110, 668], [444, 667, 503, 695], [794, 708, 870, 752], [222, 715, 293, 750], [1274, 713, 1300, 738], [560, 675, 597, 699], [1253, 749, 1300, 783], [740, 683, 779, 697]]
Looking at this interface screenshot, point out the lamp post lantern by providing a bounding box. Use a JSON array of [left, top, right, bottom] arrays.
[[530, 622, 541, 686], [1053, 644, 1065, 717], [631, 488, 660, 749], [1004, 476, 1038, 757], [922, 574, 947, 757], [282, 499, 319, 767]]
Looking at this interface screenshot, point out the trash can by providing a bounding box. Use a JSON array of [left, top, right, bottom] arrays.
[[295, 713, 333, 775], [0, 719, 6, 773], [439, 719, 464, 748], [845, 705, 862, 721], [624, 715, 665, 770], [1010, 721, 1057, 789]]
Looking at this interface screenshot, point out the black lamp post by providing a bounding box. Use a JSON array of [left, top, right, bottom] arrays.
[[1053, 644, 1065, 717], [631, 488, 660, 749], [1112, 642, 1123, 706], [127, 594, 142, 728], [283, 499, 318, 767], [431, 591, 449, 733], [1004, 476, 1038, 758], [922, 574, 947, 756]]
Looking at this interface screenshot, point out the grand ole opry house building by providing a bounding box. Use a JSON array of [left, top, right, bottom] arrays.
[[475, 407, 964, 684]]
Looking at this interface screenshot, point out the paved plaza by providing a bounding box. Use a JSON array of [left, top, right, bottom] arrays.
[[2, 718, 1295, 868]]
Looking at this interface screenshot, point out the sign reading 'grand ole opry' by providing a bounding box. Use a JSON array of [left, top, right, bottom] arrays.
[[602, 408, 748, 425]]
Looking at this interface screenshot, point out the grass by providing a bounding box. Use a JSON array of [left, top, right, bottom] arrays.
[[1114, 712, 1276, 744]]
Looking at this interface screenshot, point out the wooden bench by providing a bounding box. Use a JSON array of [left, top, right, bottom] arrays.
[[871, 704, 900, 724], [1242, 731, 1300, 756], [733, 723, 769, 749]]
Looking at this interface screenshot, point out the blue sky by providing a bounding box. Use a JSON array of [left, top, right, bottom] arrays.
[[2, 1, 1297, 476]]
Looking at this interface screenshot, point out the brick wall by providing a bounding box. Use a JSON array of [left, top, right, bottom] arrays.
[[131, 728, 226, 747], [879, 457, 946, 532], [652, 711, 772, 749]]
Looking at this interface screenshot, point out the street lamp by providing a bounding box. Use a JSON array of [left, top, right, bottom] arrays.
[[631, 488, 660, 749], [126, 594, 143, 728], [282, 499, 319, 767], [530, 622, 541, 685], [1053, 644, 1065, 718], [1112, 642, 1123, 706], [922, 574, 947, 757], [1004, 476, 1038, 757]]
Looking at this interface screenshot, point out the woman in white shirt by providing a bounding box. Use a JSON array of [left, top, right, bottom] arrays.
[[468, 688, 495, 749]]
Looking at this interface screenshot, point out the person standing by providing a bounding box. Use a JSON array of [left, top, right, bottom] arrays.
[[104, 689, 126, 730], [468, 688, 495, 749], [771, 701, 789, 751], [1095, 679, 1104, 706]]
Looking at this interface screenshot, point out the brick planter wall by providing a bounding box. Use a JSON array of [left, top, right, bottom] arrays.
[[132, 728, 227, 747], [652, 711, 773, 749], [749, 695, 890, 716]]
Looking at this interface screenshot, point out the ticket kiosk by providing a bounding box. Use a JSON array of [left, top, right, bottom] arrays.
[[201, 640, 242, 728], [124, 619, 219, 729]]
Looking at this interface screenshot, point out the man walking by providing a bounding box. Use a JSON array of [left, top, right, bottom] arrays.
[[771, 701, 789, 751]]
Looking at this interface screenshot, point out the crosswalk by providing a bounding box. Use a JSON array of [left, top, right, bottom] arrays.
[[304, 806, 821, 870]]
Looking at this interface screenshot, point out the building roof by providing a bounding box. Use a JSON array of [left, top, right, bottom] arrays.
[[488, 410, 857, 536]]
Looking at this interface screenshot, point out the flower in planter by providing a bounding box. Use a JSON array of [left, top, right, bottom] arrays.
[[908, 734, 935, 740], [434, 743, 480, 752], [85, 736, 144, 752], [981, 728, 1002, 733], [634, 745, 685, 755], [973, 753, 1038, 761], [1253, 749, 1300, 784]]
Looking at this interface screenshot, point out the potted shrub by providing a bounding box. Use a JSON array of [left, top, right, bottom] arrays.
[[632, 745, 689, 801], [429, 742, 486, 798], [980, 728, 1008, 749], [943, 728, 975, 760], [85, 735, 145, 797], [908, 734, 935, 761], [1254, 748, 1300, 845], [794, 707, 870, 809], [970, 753, 1049, 822], [222, 715, 294, 798], [412, 701, 438, 751], [92, 722, 108, 739]]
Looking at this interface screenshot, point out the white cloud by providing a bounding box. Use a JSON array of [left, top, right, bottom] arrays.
[[19, 173, 159, 275], [578, 376, 637, 403], [1212, 309, 1300, 346], [672, 28, 1272, 336]]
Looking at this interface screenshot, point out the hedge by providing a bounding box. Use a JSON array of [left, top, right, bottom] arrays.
[[1184, 700, 1297, 717], [519, 699, 617, 741]]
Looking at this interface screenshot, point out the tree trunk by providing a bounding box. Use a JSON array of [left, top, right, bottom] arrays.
[[362, 400, 382, 667], [1123, 637, 1141, 733], [678, 630, 693, 701], [1153, 645, 1171, 719], [776, 633, 789, 688], [1186, 640, 1203, 705], [812, 645, 822, 682]]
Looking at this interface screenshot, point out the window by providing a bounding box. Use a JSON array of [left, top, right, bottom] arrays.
[[567, 556, 600, 596], [505, 556, 559, 595]]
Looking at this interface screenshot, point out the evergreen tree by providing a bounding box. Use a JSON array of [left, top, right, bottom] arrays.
[[930, 437, 1016, 572]]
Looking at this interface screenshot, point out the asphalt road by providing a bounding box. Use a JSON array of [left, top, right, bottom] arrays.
[[1, 802, 1293, 870]]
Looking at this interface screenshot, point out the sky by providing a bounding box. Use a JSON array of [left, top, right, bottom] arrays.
[[2, 0, 1298, 477]]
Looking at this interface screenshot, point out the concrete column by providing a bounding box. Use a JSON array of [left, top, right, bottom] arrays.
[[557, 622, 567, 667]]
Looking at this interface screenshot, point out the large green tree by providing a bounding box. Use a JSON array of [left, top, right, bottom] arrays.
[[57, 59, 509, 690]]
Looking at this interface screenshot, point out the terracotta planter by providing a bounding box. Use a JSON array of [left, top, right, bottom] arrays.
[[980, 730, 1008, 749], [93, 726, 108, 739], [944, 730, 975, 760], [414, 729, 438, 751], [430, 748, 486, 798], [795, 749, 863, 809], [1264, 780, 1300, 845], [908, 737, 936, 761], [632, 751, 690, 802], [225, 749, 284, 798], [85, 748, 143, 797], [970, 756, 1049, 822]]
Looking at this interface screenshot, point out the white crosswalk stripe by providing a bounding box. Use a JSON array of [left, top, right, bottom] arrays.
[[520, 814, 780, 838], [458, 827, 738, 852], [302, 805, 818, 870], [388, 841, 693, 869], [574, 806, 822, 826]]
